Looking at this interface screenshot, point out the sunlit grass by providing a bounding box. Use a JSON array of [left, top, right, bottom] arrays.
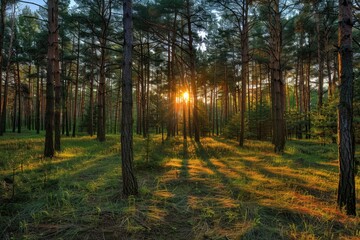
[[0, 133, 359, 239]]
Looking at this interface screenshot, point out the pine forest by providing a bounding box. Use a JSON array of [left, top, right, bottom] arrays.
[[0, 0, 360, 239]]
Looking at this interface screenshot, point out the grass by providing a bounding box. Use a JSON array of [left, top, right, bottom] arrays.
[[0, 132, 359, 239]]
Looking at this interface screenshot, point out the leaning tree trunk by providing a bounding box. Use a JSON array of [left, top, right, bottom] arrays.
[[337, 0, 356, 216], [121, 0, 138, 196]]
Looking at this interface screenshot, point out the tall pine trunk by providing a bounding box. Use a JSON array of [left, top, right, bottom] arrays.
[[72, 28, 80, 137], [337, 0, 356, 216], [269, 0, 285, 153], [36, 65, 40, 134], [44, 0, 58, 157], [121, 0, 138, 196], [239, 0, 249, 147], [0, 0, 7, 134], [316, 7, 324, 110], [0, 3, 15, 135], [17, 61, 21, 133], [53, 0, 61, 151], [97, 42, 106, 141], [186, 0, 199, 142]]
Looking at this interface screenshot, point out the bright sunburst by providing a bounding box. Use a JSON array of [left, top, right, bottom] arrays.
[[183, 91, 189, 102]]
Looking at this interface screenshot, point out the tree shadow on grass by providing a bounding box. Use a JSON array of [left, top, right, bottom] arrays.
[[210, 138, 338, 202], [190, 139, 353, 240]]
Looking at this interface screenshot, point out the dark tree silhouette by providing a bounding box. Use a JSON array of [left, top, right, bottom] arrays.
[[121, 0, 138, 196], [337, 0, 356, 216]]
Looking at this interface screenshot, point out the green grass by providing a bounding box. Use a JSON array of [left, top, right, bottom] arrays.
[[0, 132, 359, 239]]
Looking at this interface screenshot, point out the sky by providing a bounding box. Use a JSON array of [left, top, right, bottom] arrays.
[[20, 0, 76, 11], [19, 0, 46, 11]]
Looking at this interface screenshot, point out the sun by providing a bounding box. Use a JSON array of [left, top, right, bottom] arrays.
[[183, 91, 189, 102]]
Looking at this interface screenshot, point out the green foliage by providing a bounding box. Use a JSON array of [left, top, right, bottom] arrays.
[[223, 103, 271, 140], [311, 99, 337, 143], [1, 133, 359, 239], [223, 112, 240, 139]]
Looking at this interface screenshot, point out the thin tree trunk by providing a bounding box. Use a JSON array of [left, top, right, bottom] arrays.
[[0, 0, 7, 134], [27, 65, 32, 130], [136, 72, 141, 134], [12, 65, 17, 133], [0, 3, 15, 135], [224, 66, 228, 124], [40, 73, 44, 131], [186, 0, 199, 142], [316, 6, 324, 110], [146, 39, 150, 137], [72, 28, 80, 137], [239, 2, 249, 146], [97, 1, 111, 142], [17, 61, 21, 133], [97, 43, 106, 141], [53, 0, 61, 151], [36, 65, 40, 134], [88, 67, 94, 136], [326, 50, 333, 98], [114, 79, 121, 134]]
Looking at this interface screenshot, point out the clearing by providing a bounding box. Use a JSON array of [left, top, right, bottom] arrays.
[[1, 133, 359, 239]]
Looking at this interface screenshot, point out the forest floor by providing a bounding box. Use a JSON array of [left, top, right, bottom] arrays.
[[0, 132, 359, 240]]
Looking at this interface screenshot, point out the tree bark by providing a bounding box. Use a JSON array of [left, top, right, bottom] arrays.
[[36, 65, 40, 134], [337, 0, 356, 216], [72, 27, 80, 137], [186, 0, 200, 142], [97, 0, 112, 142], [239, 0, 249, 147], [12, 64, 18, 133], [53, 0, 61, 151], [0, 0, 7, 134], [44, 0, 58, 157], [316, 7, 324, 110], [17, 61, 21, 133], [0, 3, 15, 135], [121, 0, 138, 196], [269, 0, 285, 153]]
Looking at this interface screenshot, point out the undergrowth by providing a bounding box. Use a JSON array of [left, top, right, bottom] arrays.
[[0, 132, 359, 239]]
